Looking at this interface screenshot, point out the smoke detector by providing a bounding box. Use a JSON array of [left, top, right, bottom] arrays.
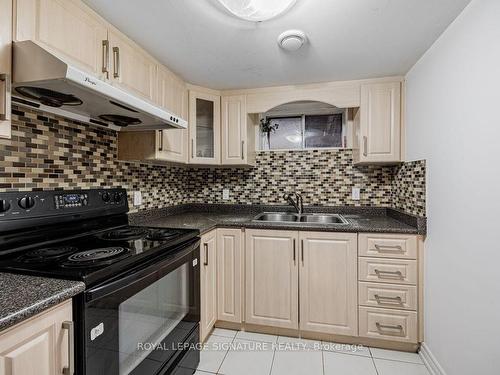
[[277, 30, 308, 51]]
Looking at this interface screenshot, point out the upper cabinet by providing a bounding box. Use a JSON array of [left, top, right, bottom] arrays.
[[189, 90, 221, 165], [221, 95, 256, 166], [153, 66, 189, 163], [14, 0, 158, 104], [353, 82, 402, 164], [14, 0, 108, 80], [0, 0, 12, 139], [156, 65, 187, 118], [106, 28, 157, 102]]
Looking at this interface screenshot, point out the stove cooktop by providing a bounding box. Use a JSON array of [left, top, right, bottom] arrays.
[[0, 225, 199, 286]]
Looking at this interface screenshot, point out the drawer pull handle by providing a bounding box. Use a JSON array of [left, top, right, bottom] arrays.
[[203, 243, 208, 266], [374, 244, 403, 252], [0, 73, 11, 121], [102, 40, 109, 75], [112, 46, 120, 78], [374, 269, 403, 279], [376, 322, 403, 332], [62, 321, 75, 375], [374, 294, 402, 305]]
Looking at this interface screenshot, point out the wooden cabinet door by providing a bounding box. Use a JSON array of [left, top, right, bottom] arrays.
[[0, 0, 12, 139], [221, 95, 247, 164], [189, 91, 221, 165], [200, 230, 217, 342], [217, 229, 243, 323], [245, 229, 299, 329], [299, 232, 358, 336], [156, 128, 188, 163], [0, 301, 72, 375], [14, 0, 108, 79], [156, 65, 187, 118], [156, 66, 188, 162], [356, 82, 401, 164], [108, 29, 156, 102]]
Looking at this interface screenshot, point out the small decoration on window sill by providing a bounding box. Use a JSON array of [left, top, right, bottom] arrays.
[[260, 118, 279, 149]]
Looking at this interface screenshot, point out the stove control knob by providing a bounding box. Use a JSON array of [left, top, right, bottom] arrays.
[[113, 192, 122, 203], [18, 196, 35, 210], [102, 192, 110, 202], [0, 200, 11, 213]]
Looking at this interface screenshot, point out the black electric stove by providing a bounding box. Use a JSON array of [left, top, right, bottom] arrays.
[[0, 188, 201, 375], [0, 220, 199, 286]]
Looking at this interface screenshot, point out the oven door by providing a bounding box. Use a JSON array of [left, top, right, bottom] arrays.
[[82, 239, 200, 375]]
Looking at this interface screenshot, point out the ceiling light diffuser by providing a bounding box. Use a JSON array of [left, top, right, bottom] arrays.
[[216, 0, 297, 22]]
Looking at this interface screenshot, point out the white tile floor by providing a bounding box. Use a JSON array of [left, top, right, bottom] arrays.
[[187, 329, 431, 375]]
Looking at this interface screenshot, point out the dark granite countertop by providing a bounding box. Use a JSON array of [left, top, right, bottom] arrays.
[[0, 273, 85, 332], [130, 204, 426, 236]]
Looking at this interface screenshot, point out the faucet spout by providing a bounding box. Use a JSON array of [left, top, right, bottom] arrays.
[[283, 192, 304, 215]]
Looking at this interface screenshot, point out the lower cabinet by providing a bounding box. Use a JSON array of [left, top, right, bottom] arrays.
[[200, 230, 217, 342], [245, 230, 299, 329], [244, 229, 358, 334], [0, 300, 73, 375], [200, 228, 421, 348], [357, 233, 421, 344], [216, 228, 243, 323], [299, 232, 358, 336]]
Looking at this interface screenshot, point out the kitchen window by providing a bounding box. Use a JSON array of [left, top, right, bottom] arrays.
[[260, 113, 345, 151]]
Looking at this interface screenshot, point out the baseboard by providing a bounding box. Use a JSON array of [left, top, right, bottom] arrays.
[[419, 342, 447, 375]]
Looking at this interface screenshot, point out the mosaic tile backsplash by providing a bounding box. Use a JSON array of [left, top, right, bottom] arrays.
[[0, 106, 426, 216], [392, 160, 426, 216]]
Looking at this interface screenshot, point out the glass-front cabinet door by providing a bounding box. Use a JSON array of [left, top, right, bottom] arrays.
[[189, 90, 221, 164]]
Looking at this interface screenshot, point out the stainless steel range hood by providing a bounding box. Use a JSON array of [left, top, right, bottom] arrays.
[[12, 41, 187, 131]]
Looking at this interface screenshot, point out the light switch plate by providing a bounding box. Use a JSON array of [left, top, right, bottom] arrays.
[[352, 187, 361, 200], [222, 189, 230, 200], [133, 191, 142, 206]]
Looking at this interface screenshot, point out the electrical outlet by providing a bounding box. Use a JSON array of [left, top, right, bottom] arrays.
[[222, 189, 230, 200], [133, 191, 142, 206], [352, 187, 361, 201]]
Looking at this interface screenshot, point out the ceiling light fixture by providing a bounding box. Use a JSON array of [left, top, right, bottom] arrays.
[[216, 0, 297, 22]]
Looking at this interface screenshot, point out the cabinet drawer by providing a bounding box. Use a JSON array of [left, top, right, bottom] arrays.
[[359, 282, 417, 310], [359, 257, 417, 285], [359, 306, 417, 343], [359, 233, 417, 259]]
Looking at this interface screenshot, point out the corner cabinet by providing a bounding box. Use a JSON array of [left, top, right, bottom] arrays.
[[117, 64, 189, 164], [221, 95, 256, 166], [200, 230, 217, 342], [155, 66, 189, 163], [188, 91, 221, 165], [0, 301, 73, 375], [353, 81, 402, 164]]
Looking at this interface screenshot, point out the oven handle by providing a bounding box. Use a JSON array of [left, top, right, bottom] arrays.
[[85, 238, 200, 302]]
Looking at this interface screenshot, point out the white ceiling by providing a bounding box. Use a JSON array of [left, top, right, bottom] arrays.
[[83, 0, 471, 90]]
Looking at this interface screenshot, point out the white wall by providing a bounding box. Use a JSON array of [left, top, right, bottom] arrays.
[[405, 1, 500, 374]]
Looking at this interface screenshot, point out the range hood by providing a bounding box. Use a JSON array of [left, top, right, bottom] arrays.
[[12, 41, 187, 131]]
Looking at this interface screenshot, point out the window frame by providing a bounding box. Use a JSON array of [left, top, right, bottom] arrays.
[[259, 112, 346, 152]]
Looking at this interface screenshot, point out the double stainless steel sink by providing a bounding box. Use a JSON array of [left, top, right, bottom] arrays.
[[253, 212, 349, 225]]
